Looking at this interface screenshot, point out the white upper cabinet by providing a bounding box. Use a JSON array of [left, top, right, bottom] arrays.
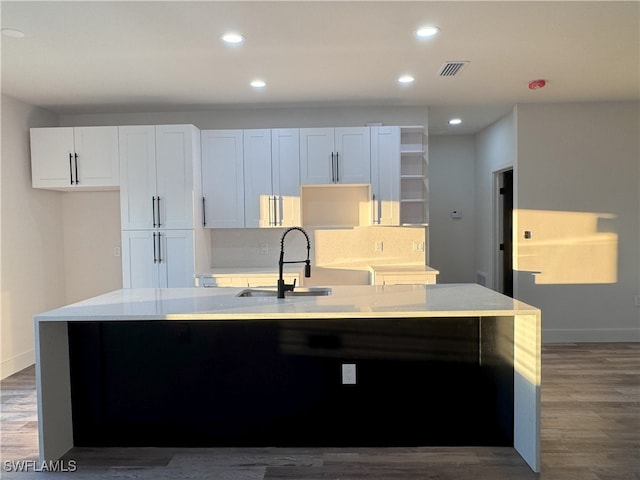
[[201, 129, 244, 228], [271, 128, 301, 227], [30, 126, 119, 190], [243, 129, 273, 228], [299, 128, 334, 184], [370, 126, 400, 225], [240, 128, 301, 228], [334, 127, 371, 184], [300, 127, 370, 184], [155, 125, 200, 230], [119, 125, 200, 230]]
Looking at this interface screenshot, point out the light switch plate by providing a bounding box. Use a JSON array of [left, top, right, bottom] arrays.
[[342, 363, 356, 385]]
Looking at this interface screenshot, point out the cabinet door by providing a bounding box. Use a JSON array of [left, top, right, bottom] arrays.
[[73, 126, 119, 188], [30, 127, 75, 188], [370, 126, 400, 225], [155, 125, 196, 230], [335, 127, 371, 184], [157, 230, 195, 288], [121, 230, 160, 288], [243, 129, 273, 228], [201, 130, 245, 228], [271, 129, 301, 226], [119, 126, 157, 230], [299, 128, 334, 184]]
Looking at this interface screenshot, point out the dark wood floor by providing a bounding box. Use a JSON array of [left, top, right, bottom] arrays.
[[1, 343, 638, 479]]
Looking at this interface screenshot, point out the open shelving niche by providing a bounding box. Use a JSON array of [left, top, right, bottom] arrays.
[[400, 126, 428, 226]]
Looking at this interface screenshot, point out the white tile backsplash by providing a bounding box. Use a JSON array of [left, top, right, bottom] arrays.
[[209, 226, 426, 269]]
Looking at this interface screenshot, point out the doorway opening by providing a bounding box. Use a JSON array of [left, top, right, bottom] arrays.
[[495, 169, 513, 296]]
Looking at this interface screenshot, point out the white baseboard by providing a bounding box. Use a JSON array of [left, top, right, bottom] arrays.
[[543, 328, 640, 344], [1, 349, 35, 380]]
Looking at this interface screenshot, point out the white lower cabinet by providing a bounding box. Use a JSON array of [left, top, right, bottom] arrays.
[[372, 267, 438, 286], [122, 229, 195, 288]]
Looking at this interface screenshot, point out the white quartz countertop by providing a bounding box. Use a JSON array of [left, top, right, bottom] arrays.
[[35, 284, 539, 322], [369, 265, 440, 274]]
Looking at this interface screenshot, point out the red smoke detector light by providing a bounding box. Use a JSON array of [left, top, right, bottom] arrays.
[[528, 79, 546, 90]]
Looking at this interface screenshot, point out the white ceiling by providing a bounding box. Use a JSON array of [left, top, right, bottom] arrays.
[[1, 1, 638, 134]]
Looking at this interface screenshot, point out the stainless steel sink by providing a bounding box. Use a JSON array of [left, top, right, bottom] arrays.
[[236, 287, 332, 298]]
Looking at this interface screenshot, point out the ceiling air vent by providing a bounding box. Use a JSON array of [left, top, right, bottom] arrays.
[[438, 61, 469, 77]]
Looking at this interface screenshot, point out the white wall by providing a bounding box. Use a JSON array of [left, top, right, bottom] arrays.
[[1, 95, 65, 378], [59, 105, 429, 129], [428, 135, 477, 283], [514, 102, 640, 343], [62, 192, 122, 304], [474, 110, 517, 289]]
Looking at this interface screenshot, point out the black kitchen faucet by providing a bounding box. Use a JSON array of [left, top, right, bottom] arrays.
[[278, 226, 311, 298]]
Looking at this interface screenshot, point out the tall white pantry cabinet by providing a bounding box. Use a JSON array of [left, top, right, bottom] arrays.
[[119, 125, 208, 288]]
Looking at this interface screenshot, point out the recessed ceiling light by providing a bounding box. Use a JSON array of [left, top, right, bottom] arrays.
[[1, 28, 25, 38], [221, 32, 244, 45], [398, 75, 415, 84], [416, 25, 440, 38], [448, 118, 462, 126], [250, 80, 266, 88]]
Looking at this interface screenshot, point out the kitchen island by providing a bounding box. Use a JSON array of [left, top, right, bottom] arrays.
[[34, 284, 540, 472]]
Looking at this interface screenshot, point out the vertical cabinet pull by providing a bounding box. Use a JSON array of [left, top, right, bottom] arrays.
[[151, 196, 162, 228], [202, 197, 206, 227], [335, 152, 339, 183], [157, 232, 162, 263], [277, 195, 283, 226], [68, 153, 79, 185], [372, 193, 377, 224], [153, 232, 158, 263], [331, 153, 335, 183], [156, 197, 161, 227], [69, 154, 74, 185], [152, 196, 157, 228], [378, 196, 382, 224]]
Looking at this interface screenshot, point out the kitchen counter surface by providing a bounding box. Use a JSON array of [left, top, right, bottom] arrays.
[[369, 265, 439, 274], [35, 283, 537, 322], [34, 283, 540, 472]]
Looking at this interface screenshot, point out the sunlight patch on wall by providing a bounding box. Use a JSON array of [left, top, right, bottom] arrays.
[[514, 209, 618, 284]]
